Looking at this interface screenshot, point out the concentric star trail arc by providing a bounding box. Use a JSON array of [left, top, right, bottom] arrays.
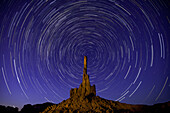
[[0, 0, 169, 109]]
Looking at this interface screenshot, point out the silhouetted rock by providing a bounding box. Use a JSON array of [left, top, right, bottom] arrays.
[[20, 104, 35, 113], [0, 102, 55, 113], [20, 102, 54, 113], [0, 105, 18, 113]]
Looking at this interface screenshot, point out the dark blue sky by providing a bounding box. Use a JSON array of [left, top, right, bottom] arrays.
[[0, 0, 169, 109]]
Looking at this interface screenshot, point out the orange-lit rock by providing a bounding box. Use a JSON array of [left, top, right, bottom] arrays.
[[70, 56, 96, 98], [41, 56, 170, 113]]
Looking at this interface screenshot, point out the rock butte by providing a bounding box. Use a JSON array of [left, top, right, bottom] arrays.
[[70, 56, 96, 99], [41, 56, 170, 113]]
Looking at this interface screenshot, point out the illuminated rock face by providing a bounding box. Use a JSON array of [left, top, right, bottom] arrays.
[[70, 56, 96, 98], [41, 56, 170, 113]]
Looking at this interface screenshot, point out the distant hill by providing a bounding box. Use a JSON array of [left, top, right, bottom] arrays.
[[0, 102, 54, 113]]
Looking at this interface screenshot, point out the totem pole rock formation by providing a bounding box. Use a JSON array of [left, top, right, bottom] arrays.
[[70, 56, 96, 98], [41, 56, 170, 113]]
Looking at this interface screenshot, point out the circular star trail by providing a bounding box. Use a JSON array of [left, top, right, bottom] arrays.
[[0, 0, 169, 109]]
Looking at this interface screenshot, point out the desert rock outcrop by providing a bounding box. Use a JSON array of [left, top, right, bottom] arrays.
[[70, 56, 96, 99], [41, 56, 170, 113]]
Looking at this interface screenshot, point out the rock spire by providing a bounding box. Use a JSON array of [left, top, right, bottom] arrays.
[[83, 56, 87, 74], [41, 57, 170, 113], [70, 56, 96, 98]]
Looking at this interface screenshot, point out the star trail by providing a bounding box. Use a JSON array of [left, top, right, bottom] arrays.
[[0, 0, 169, 109]]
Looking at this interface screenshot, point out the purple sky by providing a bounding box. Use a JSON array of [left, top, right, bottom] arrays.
[[0, 0, 170, 109]]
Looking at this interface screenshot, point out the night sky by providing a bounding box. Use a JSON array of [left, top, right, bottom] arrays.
[[0, 0, 170, 109]]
